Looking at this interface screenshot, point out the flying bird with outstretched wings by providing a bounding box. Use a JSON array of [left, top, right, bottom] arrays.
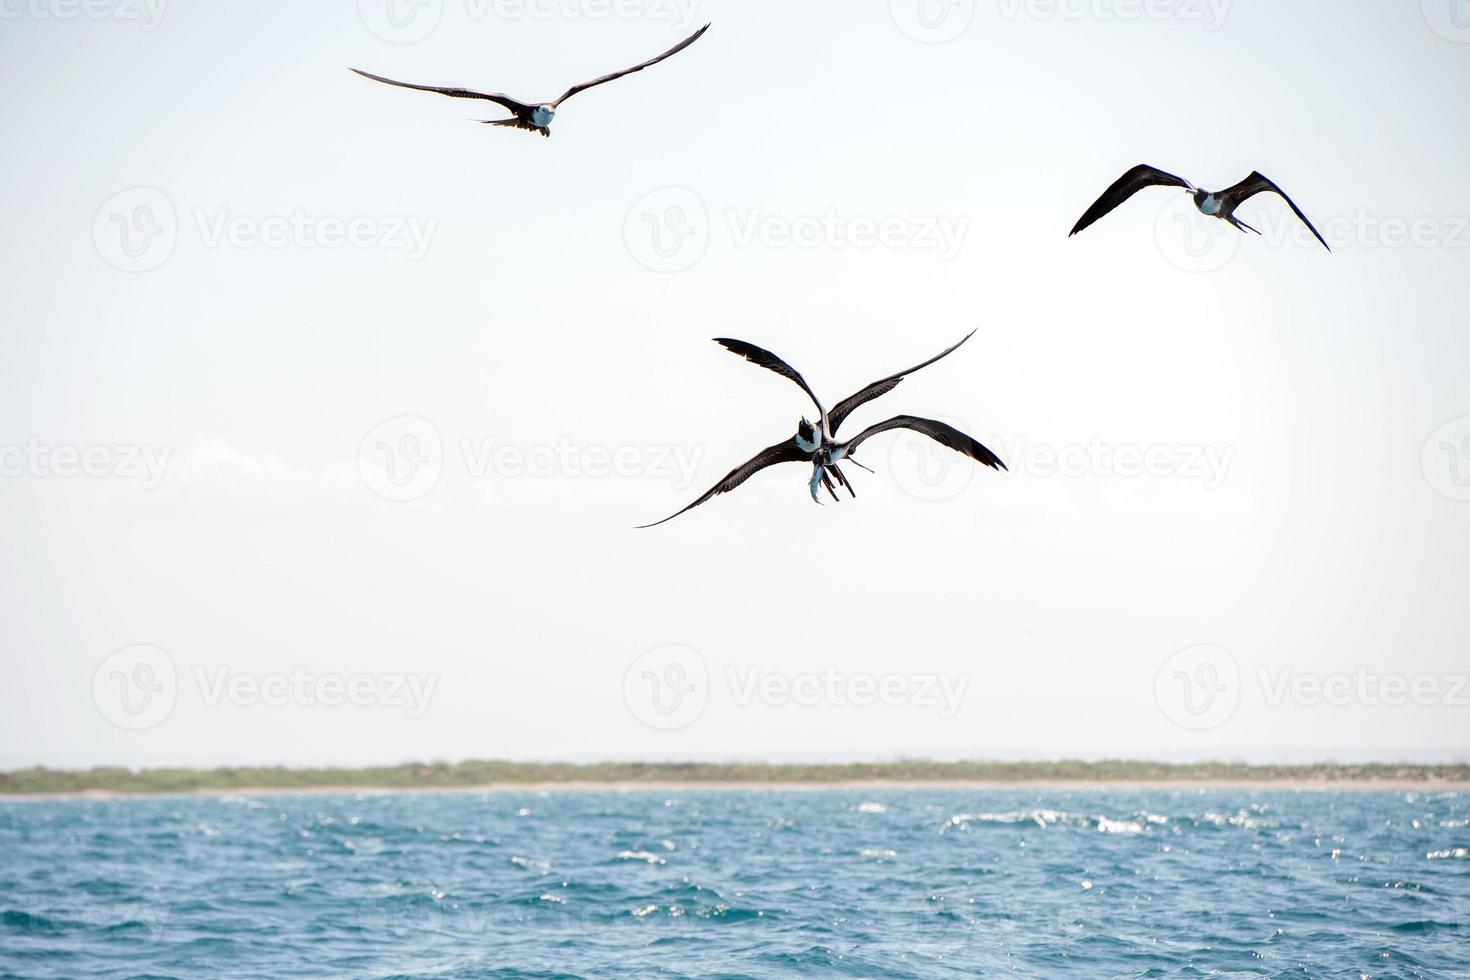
[[1069, 164, 1330, 251], [638, 332, 1007, 528], [351, 23, 709, 137]]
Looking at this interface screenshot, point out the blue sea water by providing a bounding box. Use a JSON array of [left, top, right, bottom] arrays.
[[1, 789, 1467, 978]]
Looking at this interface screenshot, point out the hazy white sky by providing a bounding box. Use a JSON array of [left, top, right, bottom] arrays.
[[1, 0, 1467, 770]]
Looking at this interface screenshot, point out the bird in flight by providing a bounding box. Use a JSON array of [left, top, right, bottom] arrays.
[[1069, 164, 1330, 251], [638, 332, 1007, 528], [351, 23, 709, 137]]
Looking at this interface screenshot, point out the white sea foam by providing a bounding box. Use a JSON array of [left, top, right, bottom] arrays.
[[510, 855, 549, 872]]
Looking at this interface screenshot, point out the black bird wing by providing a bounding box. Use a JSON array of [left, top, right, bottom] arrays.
[[637, 439, 807, 528], [714, 338, 827, 421], [843, 415, 1007, 472], [1068, 164, 1194, 237], [828, 331, 976, 436], [1218, 171, 1330, 252], [552, 23, 710, 107], [350, 69, 533, 115]]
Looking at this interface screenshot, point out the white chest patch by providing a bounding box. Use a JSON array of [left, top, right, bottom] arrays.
[[532, 106, 555, 128], [1199, 194, 1222, 216]]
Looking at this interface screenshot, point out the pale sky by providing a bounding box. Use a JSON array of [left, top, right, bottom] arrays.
[[2, 0, 1468, 770]]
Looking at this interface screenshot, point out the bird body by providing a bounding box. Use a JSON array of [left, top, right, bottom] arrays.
[[638, 332, 1007, 527], [1070, 164, 1330, 251], [352, 24, 709, 137]]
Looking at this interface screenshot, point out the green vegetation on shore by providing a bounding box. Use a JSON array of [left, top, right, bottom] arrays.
[[2, 760, 1466, 795]]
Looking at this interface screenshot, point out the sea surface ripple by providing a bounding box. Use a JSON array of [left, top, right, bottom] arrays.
[[1, 788, 1467, 977]]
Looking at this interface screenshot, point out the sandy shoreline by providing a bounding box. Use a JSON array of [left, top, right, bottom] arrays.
[[5, 778, 1466, 800]]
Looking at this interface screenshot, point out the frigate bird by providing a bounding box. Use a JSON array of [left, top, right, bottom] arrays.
[[1069, 164, 1330, 251], [637, 332, 1007, 528], [351, 24, 709, 137]]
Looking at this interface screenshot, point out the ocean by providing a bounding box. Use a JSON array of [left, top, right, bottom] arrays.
[[1, 788, 1466, 977]]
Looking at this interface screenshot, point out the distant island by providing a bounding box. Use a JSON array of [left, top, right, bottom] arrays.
[[3, 760, 1467, 796]]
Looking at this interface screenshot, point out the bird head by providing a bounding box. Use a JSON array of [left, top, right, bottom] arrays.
[[1193, 189, 1222, 216], [532, 106, 556, 128], [794, 417, 821, 454]]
